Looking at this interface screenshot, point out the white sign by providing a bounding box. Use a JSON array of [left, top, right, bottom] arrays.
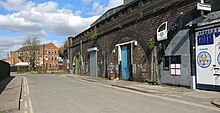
[[195, 25, 220, 89], [157, 21, 168, 41], [197, 3, 211, 11]]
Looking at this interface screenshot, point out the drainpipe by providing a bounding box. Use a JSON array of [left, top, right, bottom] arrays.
[[189, 24, 197, 89]]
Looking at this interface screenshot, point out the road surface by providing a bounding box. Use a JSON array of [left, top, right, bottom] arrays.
[[17, 74, 219, 113]]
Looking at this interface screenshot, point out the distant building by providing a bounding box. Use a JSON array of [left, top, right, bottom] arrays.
[[10, 42, 59, 71]]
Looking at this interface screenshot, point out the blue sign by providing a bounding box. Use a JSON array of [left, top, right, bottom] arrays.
[[197, 31, 214, 45], [218, 53, 220, 65], [197, 51, 212, 68]]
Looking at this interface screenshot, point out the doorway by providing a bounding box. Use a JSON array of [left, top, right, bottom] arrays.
[[121, 44, 132, 80]]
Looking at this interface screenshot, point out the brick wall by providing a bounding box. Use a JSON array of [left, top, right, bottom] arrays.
[[43, 43, 59, 71], [70, 0, 200, 80]]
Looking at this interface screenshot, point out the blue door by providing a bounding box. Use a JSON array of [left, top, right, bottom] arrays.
[[121, 44, 131, 80]]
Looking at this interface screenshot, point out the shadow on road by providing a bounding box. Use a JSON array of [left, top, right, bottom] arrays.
[[0, 76, 15, 94]]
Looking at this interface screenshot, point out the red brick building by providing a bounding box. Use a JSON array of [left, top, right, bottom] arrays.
[[10, 42, 59, 71]]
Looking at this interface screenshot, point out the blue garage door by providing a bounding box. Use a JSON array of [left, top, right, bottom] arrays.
[[121, 44, 131, 80]]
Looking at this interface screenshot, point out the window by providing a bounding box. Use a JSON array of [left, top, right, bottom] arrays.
[[163, 55, 181, 70], [55, 50, 57, 54], [52, 56, 54, 60], [48, 50, 51, 54], [171, 56, 181, 64], [36, 56, 39, 60], [36, 50, 39, 54], [49, 64, 52, 68], [55, 57, 57, 60], [163, 56, 170, 70], [46, 50, 48, 54]]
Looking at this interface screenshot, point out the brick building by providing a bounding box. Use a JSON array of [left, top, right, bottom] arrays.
[[10, 42, 59, 71], [66, 0, 220, 90]]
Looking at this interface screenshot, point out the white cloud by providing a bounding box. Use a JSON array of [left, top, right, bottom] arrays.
[[89, 0, 123, 15], [35, 1, 58, 13], [105, 0, 124, 11], [0, 0, 99, 37], [0, 0, 124, 59], [0, 0, 35, 11], [0, 36, 25, 59], [92, 2, 105, 15], [42, 39, 62, 48]]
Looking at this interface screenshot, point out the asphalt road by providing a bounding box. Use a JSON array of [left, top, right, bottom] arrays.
[[17, 74, 219, 113]]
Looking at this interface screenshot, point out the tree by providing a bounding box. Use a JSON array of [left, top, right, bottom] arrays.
[[23, 35, 40, 71], [58, 40, 67, 59]]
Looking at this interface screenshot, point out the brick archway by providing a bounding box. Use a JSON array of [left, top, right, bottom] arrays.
[[108, 30, 151, 62]]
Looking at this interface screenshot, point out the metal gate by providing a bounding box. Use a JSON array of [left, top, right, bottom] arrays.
[[88, 47, 98, 77]]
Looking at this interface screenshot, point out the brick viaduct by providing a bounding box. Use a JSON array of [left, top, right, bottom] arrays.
[[69, 0, 201, 81]]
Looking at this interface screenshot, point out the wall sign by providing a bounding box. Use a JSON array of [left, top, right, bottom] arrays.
[[217, 53, 220, 65], [197, 51, 212, 68], [157, 21, 168, 41]]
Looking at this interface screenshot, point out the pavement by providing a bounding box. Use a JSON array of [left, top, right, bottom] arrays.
[[0, 76, 22, 113], [68, 74, 220, 108]]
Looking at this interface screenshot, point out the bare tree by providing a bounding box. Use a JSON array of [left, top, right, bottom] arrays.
[[23, 35, 40, 71]]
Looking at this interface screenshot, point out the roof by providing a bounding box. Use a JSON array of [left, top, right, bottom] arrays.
[[15, 62, 29, 66], [90, 5, 124, 26], [16, 42, 57, 52]]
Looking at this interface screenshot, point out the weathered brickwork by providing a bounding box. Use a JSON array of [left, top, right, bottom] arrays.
[[70, 0, 200, 81]]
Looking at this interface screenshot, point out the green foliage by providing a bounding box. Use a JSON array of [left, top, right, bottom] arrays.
[[148, 38, 156, 49], [38, 66, 42, 74], [45, 63, 48, 72], [90, 26, 98, 40]]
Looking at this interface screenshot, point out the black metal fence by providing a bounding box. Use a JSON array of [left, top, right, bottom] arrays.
[[0, 60, 10, 81]]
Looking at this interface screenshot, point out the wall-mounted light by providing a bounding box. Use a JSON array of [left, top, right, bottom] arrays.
[[113, 49, 115, 54], [134, 41, 137, 46]]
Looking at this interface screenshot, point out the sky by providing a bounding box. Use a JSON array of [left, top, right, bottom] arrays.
[[0, 0, 124, 59]]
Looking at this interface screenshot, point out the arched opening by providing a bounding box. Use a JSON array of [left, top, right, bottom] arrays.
[[108, 31, 152, 82]]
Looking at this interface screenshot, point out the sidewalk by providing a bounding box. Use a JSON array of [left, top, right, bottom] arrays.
[[68, 74, 220, 108], [0, 76, 22, 112]]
